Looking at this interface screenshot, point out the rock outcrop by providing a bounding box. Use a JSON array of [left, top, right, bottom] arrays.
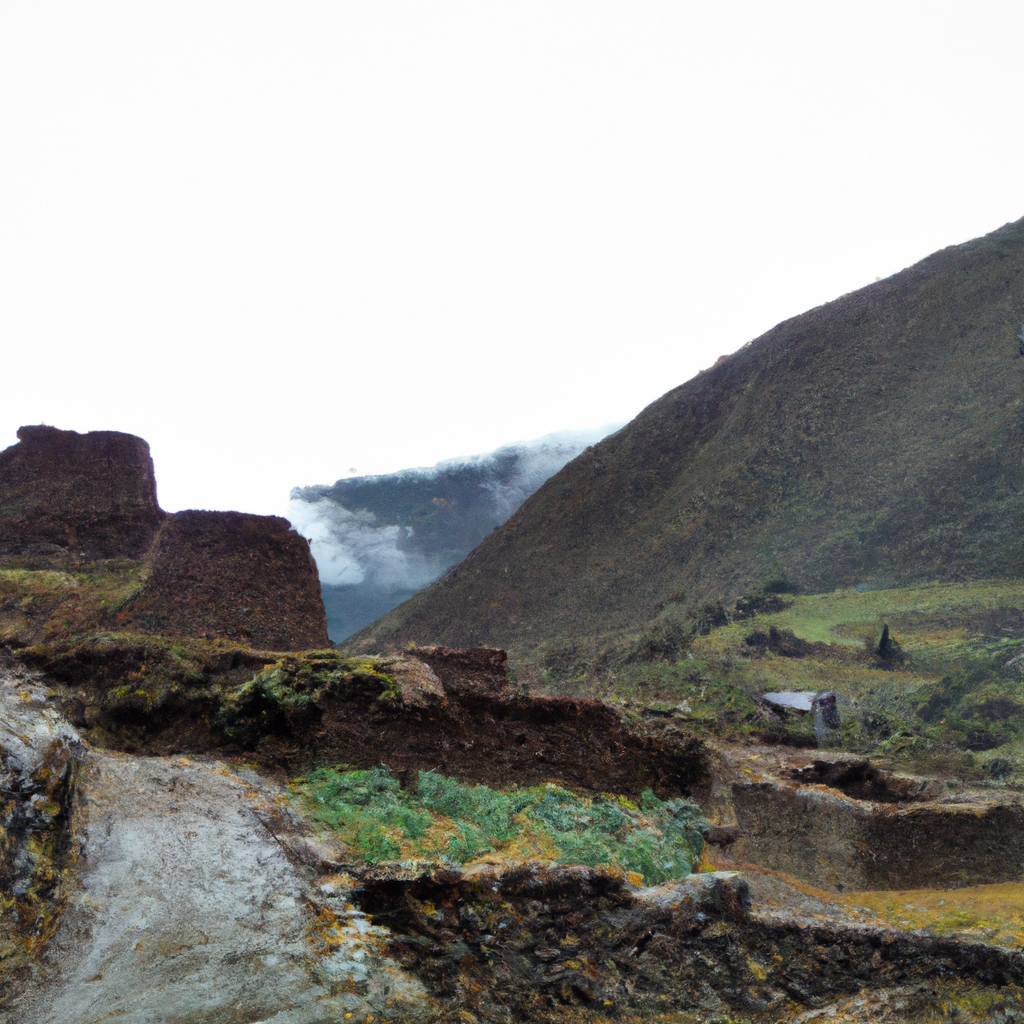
[[0, 426, 163, 559], [9, 644, 1024, 1021], [355, 862, 1024, 1019], [118, 511, 330, 650], [8, 750, 428, 1023], [0, 655, 83, 1003], [726, 774, 1024, 891]]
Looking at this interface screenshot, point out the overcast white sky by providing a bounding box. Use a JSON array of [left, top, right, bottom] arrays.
[[2, 3, 1023, 516]]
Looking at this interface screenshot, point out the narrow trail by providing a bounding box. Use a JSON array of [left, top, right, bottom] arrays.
[[8, 750, 427, 1024]]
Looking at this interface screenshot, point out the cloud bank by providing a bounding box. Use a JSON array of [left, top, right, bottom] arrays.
[[289, 425, 619, 641]]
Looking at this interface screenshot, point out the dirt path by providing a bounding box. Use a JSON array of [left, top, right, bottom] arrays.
[[7, 751, 427, 1024]]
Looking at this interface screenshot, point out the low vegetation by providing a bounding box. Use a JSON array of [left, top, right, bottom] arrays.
[[541, 579, 1024, 782], [839, 881, 1024, 948], [0, 560, 148, 645], [291, 765, 707, 884]]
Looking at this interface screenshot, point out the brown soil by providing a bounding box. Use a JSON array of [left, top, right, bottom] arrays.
[[725, 780, 1024, 891], [298, 651, 709, 797], [0, 427, 330, 651], [116, 510, 329, 650], [786, 759, 944, 802], [15, 643, 710, 800], [11, 640, 1024, 1022], [0, 425, 163, 559]]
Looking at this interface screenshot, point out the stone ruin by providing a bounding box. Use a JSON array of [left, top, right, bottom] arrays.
[[0, 425, 328, 650]]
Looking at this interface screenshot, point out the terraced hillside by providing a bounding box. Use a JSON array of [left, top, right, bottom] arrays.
[[8, 554, 1024, 1020], [540, 578, 1024, 785]]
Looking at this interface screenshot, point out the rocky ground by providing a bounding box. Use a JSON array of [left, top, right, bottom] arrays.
[[7, 650, 1024, 1023], [4, 733, 428, 1023]]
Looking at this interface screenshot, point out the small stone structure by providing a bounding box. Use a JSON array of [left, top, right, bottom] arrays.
[[0, 426, 330, 650], [761, 689, 842, 744]]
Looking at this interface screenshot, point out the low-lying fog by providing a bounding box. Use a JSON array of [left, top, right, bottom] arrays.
[[289, 427, 620, 642]]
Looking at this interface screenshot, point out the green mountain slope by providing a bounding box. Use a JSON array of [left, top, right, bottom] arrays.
[[345, 217, 1024, 670]]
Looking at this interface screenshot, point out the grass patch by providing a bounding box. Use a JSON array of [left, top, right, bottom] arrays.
[[548, 580, 1024, 779], [291, 765, 707, 884], [693, 579, 1024, 658], [0, 561, 149, 644], [839, 881, 1024, 947]]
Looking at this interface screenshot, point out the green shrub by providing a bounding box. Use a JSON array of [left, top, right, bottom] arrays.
[[291, 766, 707, 883], [303, 765, 433, 850], [356, 820, 402, 862], [631, 618, 693, 662], [416, 771, 529, 843]]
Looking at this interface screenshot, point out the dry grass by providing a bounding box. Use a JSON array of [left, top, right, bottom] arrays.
[[839, 881, 1024, 947], [0, 561, 148, 644]]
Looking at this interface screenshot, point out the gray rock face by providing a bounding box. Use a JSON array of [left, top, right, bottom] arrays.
[[0, 659, 82, 809], [7, 752, 428, 1023], [0, 658, 83, 998], [813, 690, 842, 741]]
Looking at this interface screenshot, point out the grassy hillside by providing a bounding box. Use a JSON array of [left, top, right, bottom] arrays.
[[346, 216, 1024, 672], [540, 578, 1024, 782]]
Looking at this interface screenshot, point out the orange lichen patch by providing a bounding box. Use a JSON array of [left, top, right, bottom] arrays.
[[838, 881, 1024, 945], [304, 900, 355, 958]]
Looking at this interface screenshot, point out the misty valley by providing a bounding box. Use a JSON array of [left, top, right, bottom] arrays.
[[8, 217, 1024, 1022]]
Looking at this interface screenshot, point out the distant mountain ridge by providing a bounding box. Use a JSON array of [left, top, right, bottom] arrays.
[[344, 216, 1024, 672], [290, 428, 618, 641]]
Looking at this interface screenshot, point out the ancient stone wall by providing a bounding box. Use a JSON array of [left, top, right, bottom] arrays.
[[0, 426, 330, 650], [728, 779, 1024, 890], [119, 510, 329, 650], [0, 425, 163, 558]]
